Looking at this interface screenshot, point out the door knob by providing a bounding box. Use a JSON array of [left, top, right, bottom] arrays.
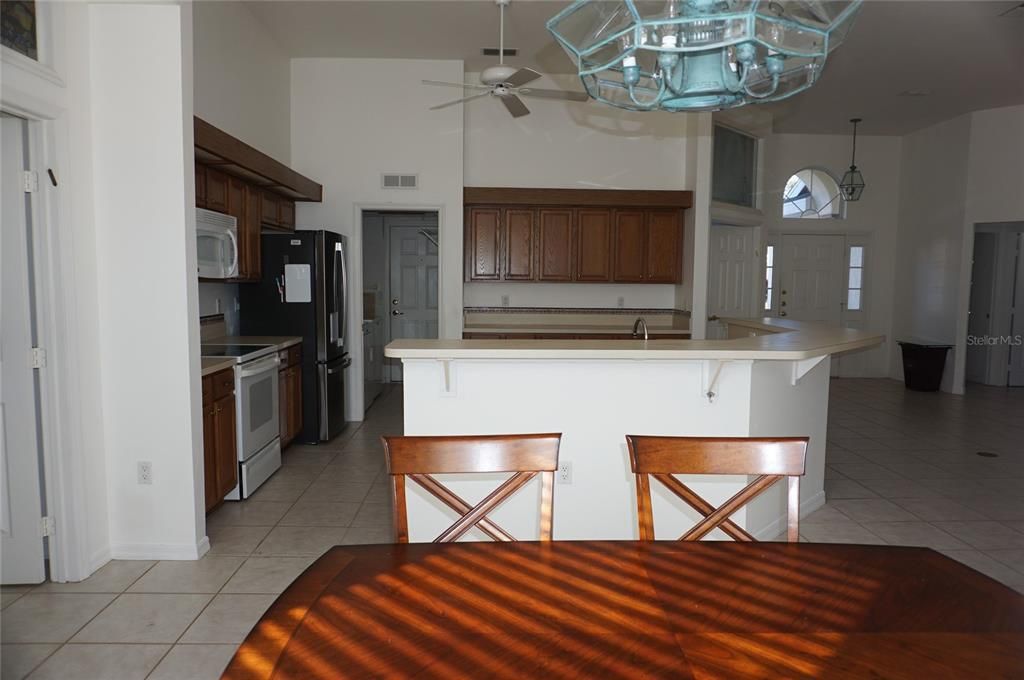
[[391, 298, 399, 306], [779, 311, 788, 317], [780, 301, 787, 307], [392, 310, 404, 316]]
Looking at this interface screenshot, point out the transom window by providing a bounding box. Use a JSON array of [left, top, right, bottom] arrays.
[[783, 169, 843, 219]]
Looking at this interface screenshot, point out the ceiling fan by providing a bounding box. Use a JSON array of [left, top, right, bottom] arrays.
[[422, 0, 589, 118]]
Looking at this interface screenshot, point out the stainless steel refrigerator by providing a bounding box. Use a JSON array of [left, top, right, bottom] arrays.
[[240, 230, 350, 443]]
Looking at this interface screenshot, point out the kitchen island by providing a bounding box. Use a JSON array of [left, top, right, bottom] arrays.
[[385, 319, 884, 542]]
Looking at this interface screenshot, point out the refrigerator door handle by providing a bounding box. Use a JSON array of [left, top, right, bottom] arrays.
[[339, 241, 348, 350]]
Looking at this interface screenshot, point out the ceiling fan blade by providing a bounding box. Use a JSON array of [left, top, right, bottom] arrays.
[[504, 67, 542, 88], [422, 80, 491, 91], [518, 88, 589, 102], [500, 94, 530, 118], [429, 92, 491, 111]]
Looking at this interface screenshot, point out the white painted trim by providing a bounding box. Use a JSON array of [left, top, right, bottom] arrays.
[[710, 201, 763, 227], [752, 489, 826, 541], [110, 536, 210, 562]]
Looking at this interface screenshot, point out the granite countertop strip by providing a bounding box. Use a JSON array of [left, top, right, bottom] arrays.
[[209, 335, 303, 349], [464, 307, 690, 316], [464, 324, 690, 335]]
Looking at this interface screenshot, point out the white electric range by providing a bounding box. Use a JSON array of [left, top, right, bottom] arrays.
[[200, 343, 281, 499]]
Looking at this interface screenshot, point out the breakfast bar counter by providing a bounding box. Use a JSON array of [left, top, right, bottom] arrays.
[[385, 319, 884, 543]]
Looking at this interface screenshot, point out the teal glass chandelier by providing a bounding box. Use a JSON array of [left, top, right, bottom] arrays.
[[546, 0, 863, 112]]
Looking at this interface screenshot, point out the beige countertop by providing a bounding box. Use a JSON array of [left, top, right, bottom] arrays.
[[387, 318, 884, 361], [200, 357, 236, 377], [208, 335, 303, 349], [464, 323, 690, 336]]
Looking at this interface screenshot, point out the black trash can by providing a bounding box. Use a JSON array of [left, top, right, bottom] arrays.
[[898, 342, 952, 391]]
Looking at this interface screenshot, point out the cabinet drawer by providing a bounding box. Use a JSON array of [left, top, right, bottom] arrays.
[[212, 368, 234, 399]]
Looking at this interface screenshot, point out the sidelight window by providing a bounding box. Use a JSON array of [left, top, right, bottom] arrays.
[[847, 245, 864, 311], [764, 245, 775, 311]]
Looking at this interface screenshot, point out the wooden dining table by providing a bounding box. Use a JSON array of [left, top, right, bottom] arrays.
[[224, 541, 1024, 679]]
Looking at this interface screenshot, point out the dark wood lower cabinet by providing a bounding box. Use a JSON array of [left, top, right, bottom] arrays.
[[203, 368, 237, 513], [279, 346, 303, 449]]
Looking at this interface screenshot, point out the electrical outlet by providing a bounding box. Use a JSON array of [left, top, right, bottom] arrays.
[[558, 461, 572, 484], [617, 296, 625, 308], [137, 461, 153, 485], [501, 295, 510, 307]]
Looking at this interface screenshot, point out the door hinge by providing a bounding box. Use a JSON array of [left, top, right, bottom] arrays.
[[22, 170, 39, 193], [40, 516, 56, 537], [31, 347, 47, 369]]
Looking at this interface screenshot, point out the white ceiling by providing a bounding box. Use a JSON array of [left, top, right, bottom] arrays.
[[244, 0, 1024, 135]]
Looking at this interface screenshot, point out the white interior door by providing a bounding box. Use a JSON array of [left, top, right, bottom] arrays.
[[388, 226, 439, 381], [707, 224, 757, 339], [966, 232, 997, 384], [1009, 233, 1024, 387], [1, 113, 47, 584], [778, 234, 845, 323]]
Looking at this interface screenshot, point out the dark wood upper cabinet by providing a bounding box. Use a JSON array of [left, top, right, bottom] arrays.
[[645, 210, 682, 283], [205, 168, 229, 213], [613, 210, 646, 282], [504, 209, 535, 281], [261, 191, 280, 228], [538, 209, 574, 282], [575, 209, 613, 282], [462, 189, 689, 285], [279, 200, 295, 231], [241, 185, 262, 281], [195, 163, 207, 208], [465, 207, 501, 281]]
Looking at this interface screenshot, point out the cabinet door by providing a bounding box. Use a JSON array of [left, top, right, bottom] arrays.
[[279, 368, 290, 444], [465, 207, 501, 281], [538, 209, 574, 282], [203, 400, 218, 512], [645, 210, 682, 283], [205, 168, 229, 213], [243, 184, 262, 281], [613, 210, 646, 282], [503, 209, 535, 281], [575, 209, 613, 282], [279, 200, 295, 231], [213, 394, 237, 500], [226, 177, 246, 278], [195, 163, 207, 209], [261, 191, 280, 227]]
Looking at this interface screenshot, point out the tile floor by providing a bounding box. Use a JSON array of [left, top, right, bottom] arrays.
[[3, 379, 1023, 678]]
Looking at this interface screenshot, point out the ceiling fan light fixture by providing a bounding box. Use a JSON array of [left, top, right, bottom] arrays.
[[546, 0, 863, 113]]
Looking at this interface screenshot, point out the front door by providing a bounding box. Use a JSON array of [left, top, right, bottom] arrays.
[[966, 232, 997, 384], [1009, 233, 1024, 387], [1, 113, 46, 584], [708, 224, 757, 338], [388, 226, 439, 381], [777, 234, 845, 324]]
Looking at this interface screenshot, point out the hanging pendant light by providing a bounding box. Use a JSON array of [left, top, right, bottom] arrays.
[[546, 0, 863, 113], [839, 117, 866, 202]]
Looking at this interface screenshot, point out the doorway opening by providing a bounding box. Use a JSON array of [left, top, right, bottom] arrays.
[[361, 211, 439, 410], [967, 222, 1024, 387]]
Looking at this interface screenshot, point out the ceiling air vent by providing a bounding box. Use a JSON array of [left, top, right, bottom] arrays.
[[381, 173, 418, 190], [482, 48, 518, 57]]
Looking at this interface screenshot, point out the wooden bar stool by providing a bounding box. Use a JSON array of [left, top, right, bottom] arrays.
[[626, 436, 808, 542], [381, 433, 561, 543]]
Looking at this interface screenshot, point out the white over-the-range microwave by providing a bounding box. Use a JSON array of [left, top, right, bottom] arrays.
[[196, 208, 239, 279]]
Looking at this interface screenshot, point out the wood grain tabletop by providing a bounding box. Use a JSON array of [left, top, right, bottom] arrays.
[[224, 541, 1024, 679]]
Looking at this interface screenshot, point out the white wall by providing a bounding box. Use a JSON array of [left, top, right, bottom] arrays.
[[192, 1, 290, 162], [761, 133, 903, 377], [463, 72, 695, 311], [290, 58, 465, 420], [952, 105, 1024, 390], [90, 4, 205, 559], [891, 115, 972, 391]]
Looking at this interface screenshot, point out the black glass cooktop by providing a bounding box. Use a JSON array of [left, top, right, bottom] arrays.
[[200, 344, 274, 358]]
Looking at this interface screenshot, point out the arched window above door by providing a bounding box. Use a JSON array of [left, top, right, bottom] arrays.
[[783, 169, 844, 219]]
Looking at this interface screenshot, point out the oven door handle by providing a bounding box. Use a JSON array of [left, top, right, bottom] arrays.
[[239, 355, 280, 378]]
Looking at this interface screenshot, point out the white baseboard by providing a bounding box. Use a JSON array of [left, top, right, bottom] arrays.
[[753, 489, 827, 541], [87, 546, 112, 576], [110, 537, 210, 561]]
